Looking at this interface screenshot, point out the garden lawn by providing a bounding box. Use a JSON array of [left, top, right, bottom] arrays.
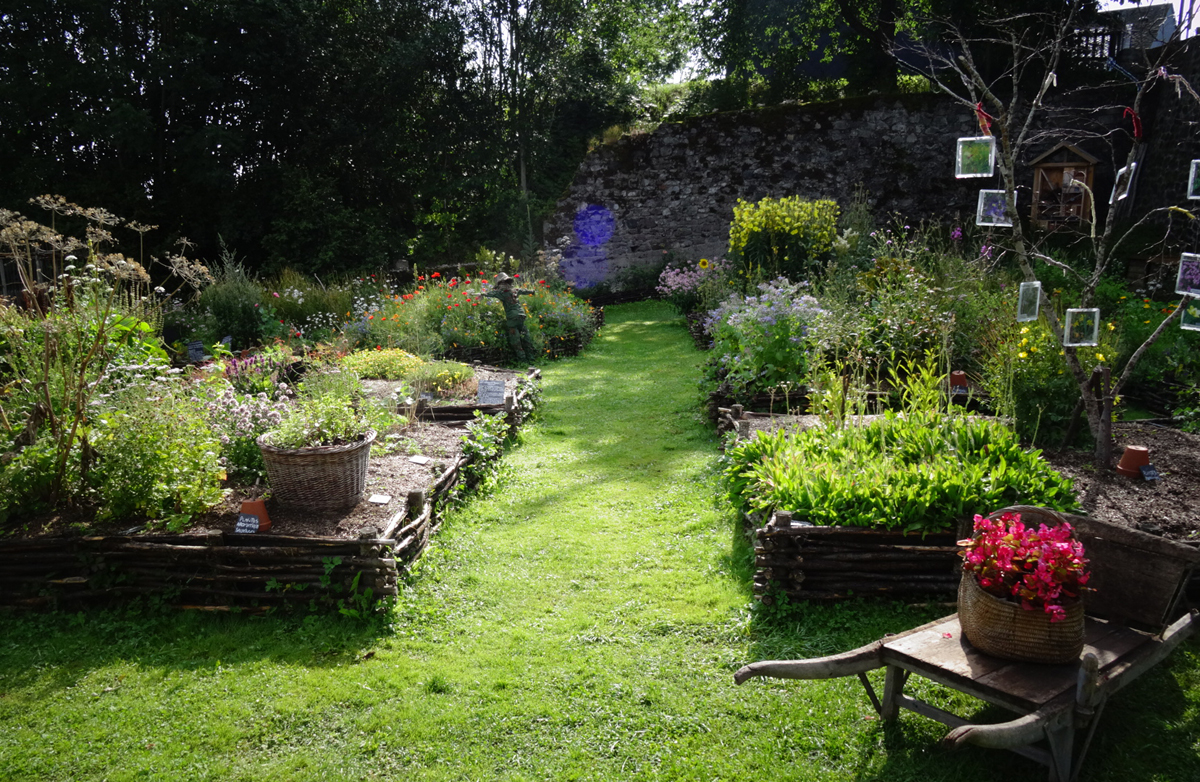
[[2, 301, 1198, 781]]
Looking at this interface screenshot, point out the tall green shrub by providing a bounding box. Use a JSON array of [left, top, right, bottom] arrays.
[[727, 196, 839, 283]]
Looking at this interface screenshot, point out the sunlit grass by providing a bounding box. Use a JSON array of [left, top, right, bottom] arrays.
[[1, 301, 1197, 781]]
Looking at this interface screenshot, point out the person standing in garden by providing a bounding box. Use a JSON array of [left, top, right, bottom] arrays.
[[485, 273, 537, 364]]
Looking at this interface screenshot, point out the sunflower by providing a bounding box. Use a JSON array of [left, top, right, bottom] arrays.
[[698, 258, 710, 270]]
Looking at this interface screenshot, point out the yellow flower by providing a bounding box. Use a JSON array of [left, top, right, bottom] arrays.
[[1144, 320, 1151, 324], [698, 258, 710, 270], [1018, 351, 1028, 359], [1096, 353, 1106, 362], [1107, 322, 1115, 331], [1019, 327, 1029, 334], [1020, 338, 1028, 346]]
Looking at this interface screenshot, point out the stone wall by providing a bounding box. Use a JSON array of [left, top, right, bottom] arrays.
[[545, 94, 985, 287], [545, 65, 1200, 288]]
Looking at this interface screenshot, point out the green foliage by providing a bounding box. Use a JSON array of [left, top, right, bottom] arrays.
[[727, 196, 840, 284], [196, 259, 265, 350], [724, 361, 1077, 531], [702, 278, 824, 404], [86, 371, 226, 527], [265, 368, 374, 450], [981, 307, 1119, 446], [407, 360, 475, 395], [459, 410, 512, 490], [340, 348, 426, 380]]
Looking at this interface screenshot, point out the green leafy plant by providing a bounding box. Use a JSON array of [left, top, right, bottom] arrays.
[[341, 348, 425, 380], [701, 278, 824, 405], [727, 196, 839, 283], [724, 360, 1076, 532], [264, 368, 374, 450]]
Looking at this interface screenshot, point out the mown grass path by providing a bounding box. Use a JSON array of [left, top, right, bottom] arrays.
[[2, 301, 1198, 781]]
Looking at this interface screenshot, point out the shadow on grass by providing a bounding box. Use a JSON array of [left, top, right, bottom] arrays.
[[0, 600, 398, 696]]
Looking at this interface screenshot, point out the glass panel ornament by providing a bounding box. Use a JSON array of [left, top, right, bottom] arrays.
[[976, 190, 1012, 227], [1110, 162, 1137, 204], [1188, 161, 1200, 200], [1182, 297, 1200, 332], [1176, 253, 1200, 296], [1017, 281, 1042, 322], [1064, 308, 1100, 347], [956, 136, 996, 178]]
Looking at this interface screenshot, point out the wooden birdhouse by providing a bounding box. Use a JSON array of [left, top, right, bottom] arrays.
[[1030, 143, 1099, 228]]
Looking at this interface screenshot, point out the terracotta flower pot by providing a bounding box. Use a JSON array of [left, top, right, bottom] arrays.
[[1115, 445, 1150, 478], [239, 499, 271, 532]]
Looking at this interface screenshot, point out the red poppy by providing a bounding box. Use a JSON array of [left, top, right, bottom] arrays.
[[432, 272, 441, 278], [538, 279, 545, 285], [418, 275, 425, 281], [514, 274, 520, 278]]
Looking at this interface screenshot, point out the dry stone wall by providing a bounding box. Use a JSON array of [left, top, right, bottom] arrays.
[[545, 94, 984, 287]]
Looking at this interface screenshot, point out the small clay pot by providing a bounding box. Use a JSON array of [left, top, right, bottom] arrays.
[[1115, 445, 1150, 478], [949, 370, 968, 389], [240, 499, 272, 532]]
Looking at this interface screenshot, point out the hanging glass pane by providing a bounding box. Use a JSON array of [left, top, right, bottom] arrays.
[[1017, 281, 1041, 322], [1188, 161, 1200, 200], [1110, 162, 1137, 204], [1064, 308, 1100, 347], [1176, 253, 1200, 296], [1182, 297, 1200, 332], [956, 136, 996, 178], [976, 190, 1012, 227]]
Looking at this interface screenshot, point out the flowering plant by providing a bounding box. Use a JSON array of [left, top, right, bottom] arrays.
[[958, 511, 1089, 623]]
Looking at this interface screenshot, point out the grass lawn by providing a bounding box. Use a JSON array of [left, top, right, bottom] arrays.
[[2, 301, 1197, 781]]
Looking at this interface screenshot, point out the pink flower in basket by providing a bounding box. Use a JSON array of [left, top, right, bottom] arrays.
[[958, 511, 1089, 622]]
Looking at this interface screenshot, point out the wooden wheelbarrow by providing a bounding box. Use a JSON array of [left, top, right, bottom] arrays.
[[735, 507, 1200, 782]]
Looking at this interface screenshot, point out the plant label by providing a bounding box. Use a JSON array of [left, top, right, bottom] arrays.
[[477, 379, 506, 406], [409, 455, 432, 465], [1188, 160, 1200, 200], [235, 513, 260, 534], [1140, 464, 1161, 482], [186, 340, 206, 362], [368, 494, 391, 505], [221, 335, 232, 348]]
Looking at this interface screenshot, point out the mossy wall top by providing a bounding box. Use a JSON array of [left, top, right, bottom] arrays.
[[545, 94, 982, 286]]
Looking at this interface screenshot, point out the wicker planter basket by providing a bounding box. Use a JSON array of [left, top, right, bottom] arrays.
[[258, 430, 375, 511], [958, 571, 1084, 663]]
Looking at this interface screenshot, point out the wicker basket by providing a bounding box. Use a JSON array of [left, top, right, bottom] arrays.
[[258, 430, 375, 511], [958, 571, 1084, 663]]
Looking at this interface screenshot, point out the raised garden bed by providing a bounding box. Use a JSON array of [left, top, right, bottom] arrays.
[[753, 510, 962, 603], [0, 368, 542, 612]]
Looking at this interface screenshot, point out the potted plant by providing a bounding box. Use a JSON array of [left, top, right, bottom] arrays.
[[258, 368, 376, 511], [957, 508, 1090, 663]]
